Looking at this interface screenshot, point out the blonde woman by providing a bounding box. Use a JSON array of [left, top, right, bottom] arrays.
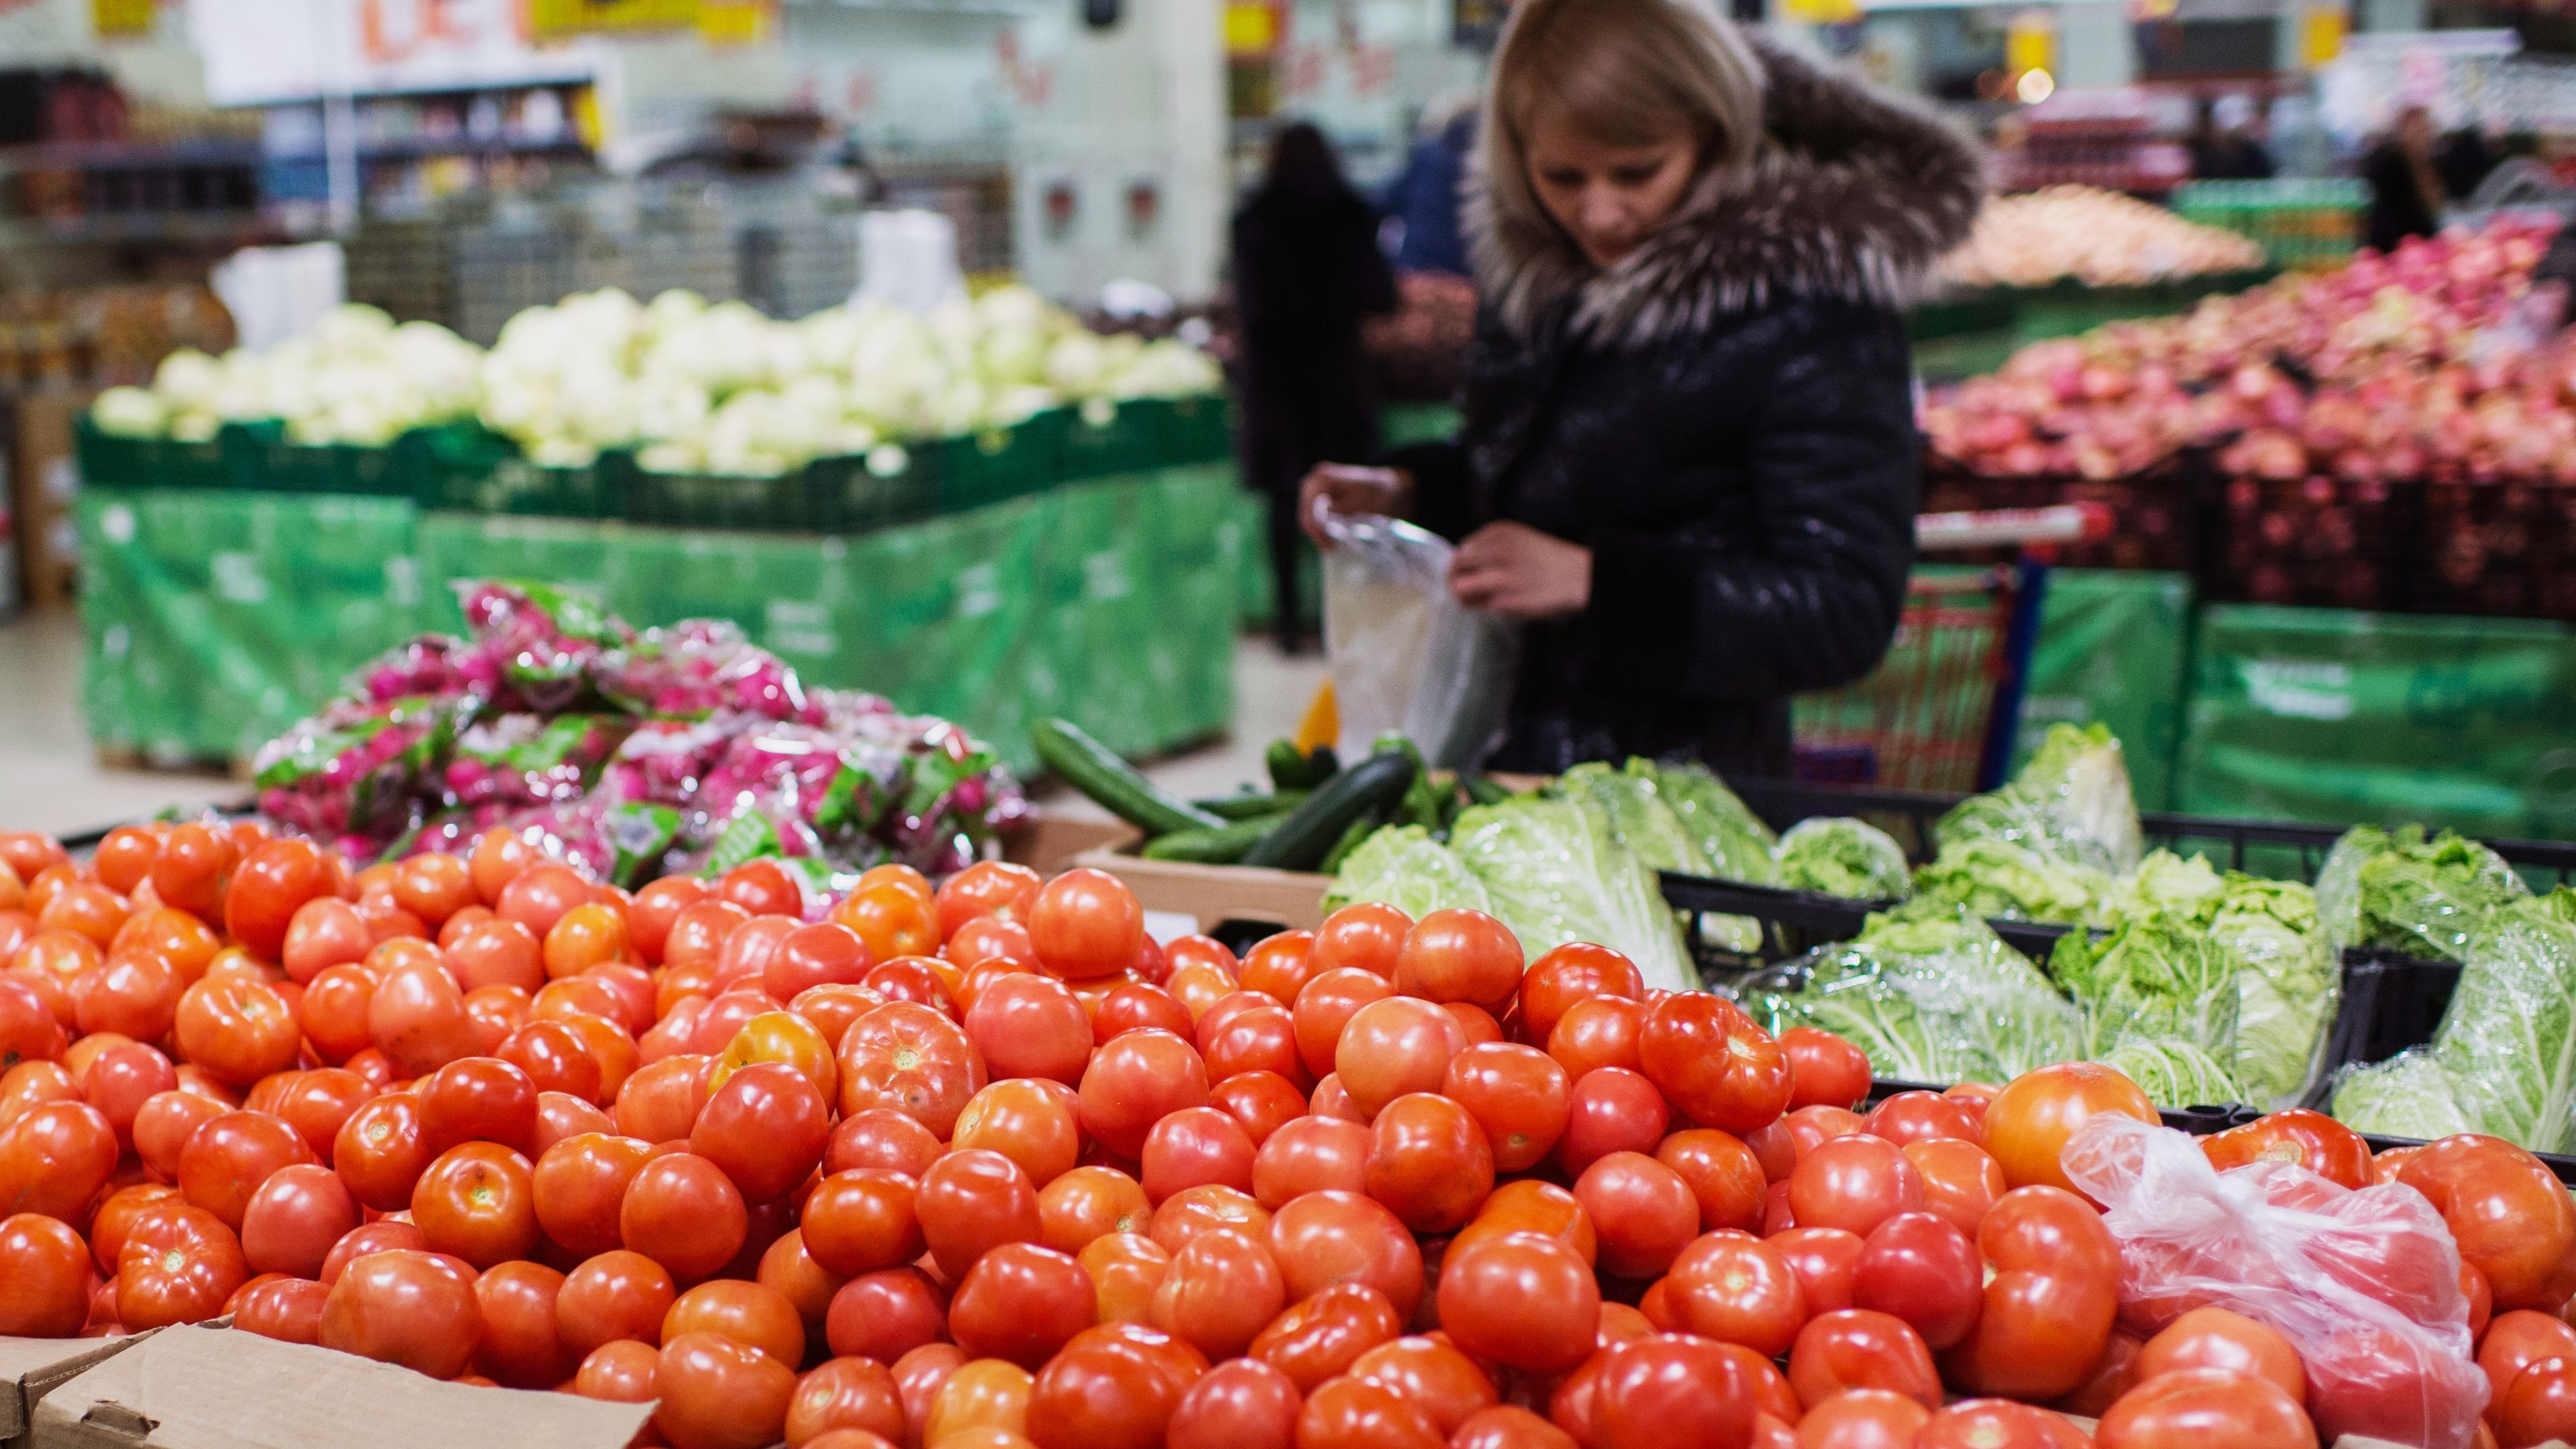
[[1302, 0, 1982, 777]]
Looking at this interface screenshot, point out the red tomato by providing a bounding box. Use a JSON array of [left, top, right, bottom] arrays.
[[1083, 1231, 1172, 1325], [1265, 1189, 1425, 1318], [2399, 1135, 2576, 1314], [1781, 1027, 1872, 1111], [1027, 869, 1143, 982], [1657, 1129, 1766, 1234], [1363, 1092, 1495, 1235], [837, 1002, 985, 1140], [949, 1239, 1096, 1369], [1040, 1166, 1154, 1254], [1311, 903, 1410, 979], [918, 1148, 1042, 1281], [0, 1098, 117, 1222], [1851, 1211, 1982, 1349], [802, 1169, 927, 1277], [1208, 1070, 1307, 1148], [1150, 1185, 1270, 1256], [1141, 1106, 1259, 1204], [556, 1248, 677, 1359], [1664, 1232, 1807, 1357], [1866, 1091, 1985, 1148], [474, 1260, 572, 1387], [936, 860, 1042, 936], [1588, 1333, 1759, 1449], [117, 1201, 247, 1328], [574, 1339, 661, 1402], [0, 1212, 89, 1336], [826, 1107, 942, 1178], [1574, 1151, 1699, 1278], [2095, 1367, 2318, 1449], [665, 1278, 805, 1365], [1547, 995, 1648, 1079], [1638, 995, 1792, 1135], [1393, 909, 1522, 1009], [1558, 1067, 1671, 1176], [656, 1330, 797, 1449], [233, 1275, 331, 1346], [367, 961, 479, 1080], [320, 1247, 481, 1378], [1166, 1358, 1301, 1449], [622, 1152, 750, 1283], [239, 1162, 359, 1279], [2134, 1307, 2306, 1404], [1789, 1309, 1942, 1410], [1903, 1137, 2006, 1238], [787, 1357, 908, 1447], [1450, 1405, 1580, 1449], [224, 839, 335, 963], [963, 974, 1092, 1085], [175, 1108, 313, 1229], [417, 1055, 540, 1155], [1520, 943, 1645, 1048], [173, 975, 301, 1087], [2199, 1110, 2372, 1190], [1982, 1063, 2157, 1195], [1294, 1373, 1442, 1449], [318, 1220, 425, 1285], [1350, 1334, 1504, 1436], [1334, 997, 1465, 1120], [1941, 1185, 2120, 1400], [1437, 1229, 1600, 1374], [1787, 1134, 1926, 1240], [1079, 1028, 1211, 1161], [693, 1062, 830, 1204], [412, 1141, 541, 1268], [2498, 1355, 2576, 1449], [1439, 1042, 1571, 1175], [1251, 1280, 1403, 1390], [1915, 1398, 2093, 1449], [1151, 1224, 1286, 1359], [330, 1093, 429, 1213], [1793, 1388, 1932, 1448], [1251, 1116, 1371, 1208]]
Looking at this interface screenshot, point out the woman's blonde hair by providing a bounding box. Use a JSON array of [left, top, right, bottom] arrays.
[[1481, 0, 1767, 237]]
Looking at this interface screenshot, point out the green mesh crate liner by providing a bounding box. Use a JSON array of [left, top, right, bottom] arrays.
[[624, 466, 827, 532], [233, 423, 413, 497], [2012, 570, 2194, 812], [404, 424, 627, 519], [75, 416, 246, 493]]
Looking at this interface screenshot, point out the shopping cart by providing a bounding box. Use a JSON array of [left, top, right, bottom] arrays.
[[1791, 503, 2111, 794]]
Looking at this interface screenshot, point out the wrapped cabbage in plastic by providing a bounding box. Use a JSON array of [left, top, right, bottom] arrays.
[[2331, 1049, 2480, 1142], [1561, 762, 1704, 874], [2062, 1115, 2489, 1449], [1644, 760, 1779, 885], [253, 696, 462, 857], [455, 580, 630, 713], [2095, 849, 2228, 930], [595, 618, 823, 723], [1936, 722, 2143, 877], [2099, 1038, 2244, 1108], [1448, 794, 1695, 993], [2424, 901, 2576, 1152], [2213, 876, 2340, 1109], [1323, 825, 1495, 920], [1774, 817, 1910, 900], [1754, 901, 2082, 1086], [1911, 835, 2113, 924], [2051, 919, 2243, 1062], [444, 714, 630, 814], [2314, 823, 2527, 961]]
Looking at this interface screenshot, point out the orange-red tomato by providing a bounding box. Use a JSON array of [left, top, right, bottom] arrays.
[[656, 1330, 798, 1449], [825, 1266, 950, 1365], [1079, 1028, 1210, 1161], [837, 1002, 985, 1139], [1438, 1229, 1599, 1374], [1166, 1357, 1301, 1449], [2199, 1109, 2372, 1189], [949, 1241, 1098, 1368], [2133, 1307, 2306, 1404], [1942, 1185, 2121, 1401], [622, 1152, 750, 1283], [172, 975, 301, 1087], [1149, 1224, 1284, 1360], [1024, 1321, 1207, 1449], [1029, 869, 1144, 982], [693, 1062, 831, 1204], [664, 1278, 806, 1366], [2398, 1135, 2576, 1314], [0, 1097, 117, 1222], [1336, 997, 1465, 1119], [225, 839, 336, 963], [0, 1211, 90, 1336], [1392, 910, 1522, 1009], [412, 1141, 541, 1268], [936, 861, 1044, 938], [2094, 1367, 2318, 1449], [1251, 1280, 1404, 1391], [1981, 1062, 2157, 1195], [788, 1356, 909, 1447], [803, 1169, 928, 1278], [240, 1162, 359, 1279], [320, 1247, 482, 1378], [1265, 1189, 1424, 1318], [1363, 1092, 1493, 1235], [918, 1148, 1043, 1282], [117, 1201, 247, 1329], [1588, 1333, 1760, 1449], [1915, 1398, 2093, 1449], [232, 1274, 331, 1346], [556, 1247, 678, 1358], [964, 974, 1094, 1086]]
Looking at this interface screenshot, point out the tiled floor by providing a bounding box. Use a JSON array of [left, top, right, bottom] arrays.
[[0, 605, 1329, 840]]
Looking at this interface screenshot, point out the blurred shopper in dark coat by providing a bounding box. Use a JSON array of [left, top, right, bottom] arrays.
[[1383, 103, 1479, 276], [1233, 123, 1398, 653]]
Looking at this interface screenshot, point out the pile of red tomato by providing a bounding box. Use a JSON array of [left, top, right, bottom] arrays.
[[0, 818, 2573, 1449]]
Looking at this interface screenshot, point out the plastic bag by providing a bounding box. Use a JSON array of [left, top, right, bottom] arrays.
[[2426, 904, 2576, 1152], [1319, 509, 1518, 771], [2062, 1114, 2488, 1449]]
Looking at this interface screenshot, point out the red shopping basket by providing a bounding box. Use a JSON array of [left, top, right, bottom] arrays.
[[1792, 504, 2110, 793]]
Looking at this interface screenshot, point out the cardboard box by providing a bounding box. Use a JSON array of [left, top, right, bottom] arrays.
[[0, 1337, 148, 1449], [1002, 807, 1134, 875], [9, 392, 91, 610], [32, 1325, 652, 1449], [1070, 844, 1332, 935]]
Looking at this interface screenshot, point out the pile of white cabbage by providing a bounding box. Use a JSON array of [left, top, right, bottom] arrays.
[[92, 305, 483, 449], [89, 287, 1224, 479]]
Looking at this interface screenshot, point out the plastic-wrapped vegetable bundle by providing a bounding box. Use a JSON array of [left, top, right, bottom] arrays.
[[354, 634, 501, 705], [1754, 901, 2083, 1086], [2315, 823, 2529, 962], [1936, 722, 2144, 877], [1559, 761, 1758, 954], [455, 581, 630, 713], [595, 618, 825, 724], [1644, 760, 1779, 885], [1911, 835, 2113, 924], [2213, 876, 2340, 1109], [253, 697, 462, 858], [1448, 794, 1696, 993], [2098, 1038, 2244, 1108], [1774, 817, 1910, 900], [2424, 901, 2576, 1152], [1322, 825, 1494, 921], [444, 714, 632, 814], [2330, 1048, 2480, 1142], [2064, 1115, 2490, 1449], [2051, 919, 2243, 1063]]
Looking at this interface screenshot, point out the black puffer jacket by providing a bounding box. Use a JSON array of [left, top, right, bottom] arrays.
[[1393, 40, 1983, 778]]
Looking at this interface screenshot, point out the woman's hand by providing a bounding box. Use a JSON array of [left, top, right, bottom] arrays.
[[1298, 464, 1414, 547], [1451, 522, 1592, 620]]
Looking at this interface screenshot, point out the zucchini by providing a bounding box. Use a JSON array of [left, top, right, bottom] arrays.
[[1241, 750, 1420, 871], [1141, 815, 1289, 863], [1031, 719, 1225, 835], [1317, 810, 1385, 875], [1462, 774, 1512, 807], [1267, 740, 1340, 791], [1193, 790, 1309, 821]]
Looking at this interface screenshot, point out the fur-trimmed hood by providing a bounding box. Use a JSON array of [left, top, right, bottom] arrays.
[[1468, 36, 1985, 346]]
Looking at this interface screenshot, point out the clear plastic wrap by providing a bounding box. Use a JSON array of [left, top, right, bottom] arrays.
[[1322, 825, 1495, 920], [2316, 823, 2528, 960], [1774, 817, 1911, 901], [2062, 1115, 2489, 1449], [1754, 902, 2083, 1086], [2099, 1038, 2244, 1108], [2051, 920, 2243, 1062], [2329, 1048, 2480, 1142], [1912, 835, 2114, 924], [1936, 722, 2143, 877], [2211, 877, 2341, 1110], [1643, 760, 1780, 885], [595, 618, 823, 723], [454, 580, 630, 713], [253, 696, 462, 860], [1319, 510, 1518, 770], [2425, 903, 2576, 1152], [1447, 794, 1695, 993]]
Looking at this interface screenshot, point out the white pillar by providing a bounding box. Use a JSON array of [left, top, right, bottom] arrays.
[[2055, 0, 2137, 89]]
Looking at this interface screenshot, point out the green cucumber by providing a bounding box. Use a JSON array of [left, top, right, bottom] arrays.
[[1461, 774, 1512, 807], [1317, 811, 1385, 875], [1241, 750, 1420, 871], [1031, 719, 1225, 836], [1267, 740, 1340, 791], [1141, 815, 1290, 862], [1192, 790, 1309, 821]]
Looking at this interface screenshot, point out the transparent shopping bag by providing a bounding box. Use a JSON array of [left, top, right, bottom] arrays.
[[1319, 510, 1518, 771]]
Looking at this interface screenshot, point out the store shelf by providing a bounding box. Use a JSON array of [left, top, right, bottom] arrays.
[[0, 210, 299, 247]]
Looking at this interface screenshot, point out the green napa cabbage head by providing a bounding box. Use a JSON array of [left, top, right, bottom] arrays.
[[1448, 795, 1695, 994], [2331, 1048, 2479, 1142], [1321, 825, 1492, 922], [1775, 817, 1911, 901], [1642, 760, 1779, 885], [2099, 1038, 2244, 1109]]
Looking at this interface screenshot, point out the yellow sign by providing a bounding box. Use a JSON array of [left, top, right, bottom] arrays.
[[92, 0, 154, 36], [1224, 1, 1279, 56], [2006, 11, 2057, 79], [527, 0, 700, 38], [2302, 3, 2348, 67], [1781, 0, 1860, 24], [696, 0, 768, 43]]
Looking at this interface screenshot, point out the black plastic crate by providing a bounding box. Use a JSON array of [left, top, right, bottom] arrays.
[[625, 465, 824, 532], [810, 446, 938, 533], [403, 425, 626, 519], [1865, 1077, 2258, 1134]]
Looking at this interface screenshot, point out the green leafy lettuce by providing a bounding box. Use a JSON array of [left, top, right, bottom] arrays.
[[1754, 901, 2083, 1087], [1644, 760, 1779, 886], [1774, 817, 1911, 901], [1321, 825, 1493, 921], [2211, 875, 2339, 1108], [2049, 919, 2242, 1062], [1447, 795, 1696, 994], [2099, 1038, 2245, 1109], [1911, 836, 2113, 924], [2425, 899, 2576, 1152], [1936, 723, 2143, 877], [2314, 823, 2527, 962], [1561, 762, 1704, 875], [2095, 850, 2229, 930], [2331, 1048, 2480, 1142]]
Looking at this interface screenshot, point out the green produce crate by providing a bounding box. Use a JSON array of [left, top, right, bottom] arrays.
[[1909, 293, 2017, 342], [2008, 268, 2279, 345], [1056, 401, 1155, 481], [2012, 570, 2194, 812], [2173, 179, 2367, 272], [233, 422, 411, 498], [402, 423, 626, 519], [1136, 394, 1234, 466], [2175, 603, 2576, 841], [74, 415, 243, 492], [624, 465, 825, 532], [810, 446, 938, 533], [928, 410, 1067, 513]]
